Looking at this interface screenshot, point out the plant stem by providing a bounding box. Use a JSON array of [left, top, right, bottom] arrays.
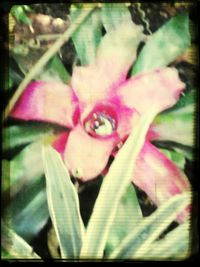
[[3, 5, 97, 123]]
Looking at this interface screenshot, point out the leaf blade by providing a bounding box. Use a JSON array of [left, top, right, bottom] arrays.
[[109, 192, 191, 259], [43, 146, 85, 259], [37, 55, 70, 83], [3, 124, 55, 152], [105, 184, 143, 256], [80, 111, 157, 259], [141, 220, 191, 260], [101, 3, 132, 32], [131, 13, 191, 75], [10, 186, 49, 243], [2, 221, 42, 260], [152, 90, 196, 147], [70, 5, 102, 65], [3, 142, 49, 242]]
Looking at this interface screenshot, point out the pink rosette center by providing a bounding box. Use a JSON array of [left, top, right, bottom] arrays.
[[83, 104, 118, 139]]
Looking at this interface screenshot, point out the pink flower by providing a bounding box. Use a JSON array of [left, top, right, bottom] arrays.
[[10, 21, 190, 208]]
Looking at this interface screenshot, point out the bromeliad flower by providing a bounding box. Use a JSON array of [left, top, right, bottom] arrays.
[[10, 20, 190, 208]]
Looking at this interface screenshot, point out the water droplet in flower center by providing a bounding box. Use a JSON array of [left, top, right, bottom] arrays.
[[84, 111, 117, 137]]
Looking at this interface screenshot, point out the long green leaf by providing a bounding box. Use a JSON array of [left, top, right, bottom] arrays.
[[10, 184, 49, 243], [131, 13, 191, 75], [152, 90, 195, 147], [2, 221, 42, 260], [3, 124, 55, 152], [80, 111, 157, 259], [4, 142, 49, 242], [70, 4, 102, 65], [105, 184, 143, 256], [140, 220, 191, 260], [109, 192, 191, 259], [153, 108, 195, 146], [48, 55, 70, 82], [43, 146, 85, 259], [9, 142, 44, 186], [101, 3, 132, 32], [2, 159, 10, 193]]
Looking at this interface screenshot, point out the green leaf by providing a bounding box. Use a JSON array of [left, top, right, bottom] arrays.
[[171, 89, 196, 110], [70, 5, 102, 65], [153, 90, 195, 147], [80, 111, 157, 259], [4, 142, 49, 242], [159, 148, 186, 170], [43, 146, 85, 259], [109, 192, 191, 259], [3, 124, 55, 152], [142, 220, 190, 260], [131, 13, 191, 75], [153, 141, 194, 161], [173, 146, 194, 161], [5, 76, 14, 90], [10, 179, 49, 243], [11, 5, 32, 25], [10, 69, 23, 85], [2, 160, 10, 193], [8, 67, 24, 88], [101, 3, 132, 32], [49, 55, 70, 82], [105, 185, 142, 256], [2, 221, 42, 260], [9, 142, 44, 186], [37, 55, 70, 83]]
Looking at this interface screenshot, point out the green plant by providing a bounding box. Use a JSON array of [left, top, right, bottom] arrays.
[[2, 3, 196, 261]]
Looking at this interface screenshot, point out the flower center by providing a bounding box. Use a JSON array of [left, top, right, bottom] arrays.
[[84, 107, 117, 138]]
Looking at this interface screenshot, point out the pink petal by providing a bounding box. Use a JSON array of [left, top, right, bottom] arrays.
[[10, 81, 79, 128], [117, 68, 185, 115], [116, 102, 139, 140], [71, 21, 144, 106], [64, 124, 119, 181], [52, 131, 69, 157], [71, 65, 119, 105], [133, 141, 190, 206]]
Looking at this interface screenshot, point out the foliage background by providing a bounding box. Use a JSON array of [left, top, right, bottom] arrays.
[[1, 2, 199, 261]]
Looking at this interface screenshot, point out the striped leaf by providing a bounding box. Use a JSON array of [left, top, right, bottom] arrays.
[[80, 111, 157, 259], [2, 221, 42, 260], [141, 220, 190, 260], [109, 192, 191, 259], [131, 13, 191, 75], [101, 3, 132, 32], [43, 146, 85, 259], [70, 4, 102, 65]]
